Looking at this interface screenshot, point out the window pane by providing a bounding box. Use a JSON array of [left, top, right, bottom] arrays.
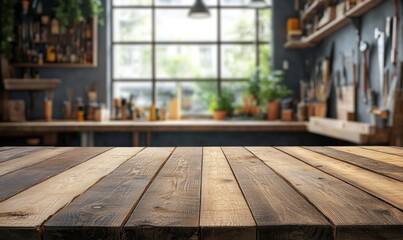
[[220, 0, 249, 6], [221, 45, 255, 78], [113, 9, 151, 41], [156, 45, 217, 79], [157, 82, 217, 114], [222, 81, 248, 107], [113, 45, 152, 79], [156, 0, 217, 6], [113, 0, 152, 6], [259, 9, 271, 41], [221, 9, 255, 41], [220, 0, 271, 5], [113, 82, 152, 109], [259, 44, 271, 78], [156, 10, 217, 41]]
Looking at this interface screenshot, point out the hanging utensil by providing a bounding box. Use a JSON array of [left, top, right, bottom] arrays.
[[360, 41, 369, 104], [375, 28, 386, 101]]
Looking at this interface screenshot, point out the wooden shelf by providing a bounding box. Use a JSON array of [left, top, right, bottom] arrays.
[[12, 17, 98, 68], [2, 79, 60, 91], [307, 117, 390, 144], [285, 0, 384, 49], [11, 63, 97, 68], [284, 41, 313, 49], [301, 0, 329, 22]]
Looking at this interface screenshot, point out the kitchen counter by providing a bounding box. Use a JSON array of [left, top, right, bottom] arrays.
[[0, 120, 308, 132], [0, 121, 308, 146], [0, 146, 401, 239]]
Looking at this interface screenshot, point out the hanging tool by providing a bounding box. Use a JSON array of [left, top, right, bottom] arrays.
[[386, 0, 401, 109], [336, 71, 343, 100], [391, 0, 399, 66], [352, 50, 357, 88], [360, 41, 369, 103], [375, 28, 386, 101], [350, 17, 361, 88]]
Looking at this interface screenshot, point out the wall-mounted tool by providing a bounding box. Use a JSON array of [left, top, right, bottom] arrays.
[[360, 41, 369, 103], [375, 28, 386, 102], [391, 0, 399, 65], [386, 0, 401, 110]]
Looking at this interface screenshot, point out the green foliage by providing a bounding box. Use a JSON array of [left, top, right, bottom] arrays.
[[54, 0, 104, 31], [88, 0, 104, 25], [209, 94, 233, 112], [260, 71, 293, 102], [0, 0, 17, 59]]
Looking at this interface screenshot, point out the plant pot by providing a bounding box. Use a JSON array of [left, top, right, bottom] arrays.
[[267, 101, 280, 121], [315, 102, 327, 117], [213, 110, 227, 120]]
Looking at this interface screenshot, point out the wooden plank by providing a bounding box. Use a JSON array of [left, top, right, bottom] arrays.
[[309, 117, 375, 134], [305, 147, 403, 182], [0, 147, 110, 203], [0, 121, 308, 133], [222, 147, 332, 240], [362, 146, 403, 157], [3, 79, 60, 91], [332, 147, 403, 167], [0, 147, 142, 240], [247, 147, 403, 240], [44, 147, 174, 240], [279, 147, 403, 210], [0, 147, 45, 163], [0, 147, 14, 152], [0, 147, 73, 177], [200, 147, 256, 240], [124, 147, 202, 240]]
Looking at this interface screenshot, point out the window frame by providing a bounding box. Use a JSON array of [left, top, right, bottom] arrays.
[[111, 0, 272, 108]]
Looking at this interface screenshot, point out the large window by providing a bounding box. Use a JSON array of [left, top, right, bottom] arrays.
[[112, 0, 271, 115]]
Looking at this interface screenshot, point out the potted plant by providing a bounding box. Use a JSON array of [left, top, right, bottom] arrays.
[[242, 68, 262, 116], [209, 95, 233, 120], [54, 0, 104, 33], [0, 0, 17, 59], [260, 71, 293, 120]]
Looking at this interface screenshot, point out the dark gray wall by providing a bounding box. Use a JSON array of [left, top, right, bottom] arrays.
[[272, 0, 305, 99]]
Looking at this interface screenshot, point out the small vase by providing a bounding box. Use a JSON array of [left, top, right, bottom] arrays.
[[267, 101, 280, 121], [213, 110, 227, 120], [315, 102, 327, 117]]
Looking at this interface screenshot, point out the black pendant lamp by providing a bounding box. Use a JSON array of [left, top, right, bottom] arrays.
[[188, 0, 210, 19], [248, 0, 267, 8]]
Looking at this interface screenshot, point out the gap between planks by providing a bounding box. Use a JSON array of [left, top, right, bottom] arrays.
[[277, 147, 403, 211], [246, 147, 403, 240], [0, 147, 143, 240]]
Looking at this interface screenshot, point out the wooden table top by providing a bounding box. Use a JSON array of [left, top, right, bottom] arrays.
[[0, 120, 307, 132], [0, 146, 402, 240]]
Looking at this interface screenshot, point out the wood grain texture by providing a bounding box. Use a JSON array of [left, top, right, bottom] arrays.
[[0, 147, 110, 203], [0, 147, 73, 176], [305, 147, 403, 182], [0, 147, 45, 163], [362, 146, 403, 157], [44, 147, 174, 240], [280, 147, 403, 210], [222, 147, 332, 240], [247, 147, 403, 240], [0, 120, 307, 133], [332, 147, 403, 167], [0, 148, 142, 239], [0, 147, 14, 152], [124, 147, 203, 240], [200, 147, 256, 240]]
